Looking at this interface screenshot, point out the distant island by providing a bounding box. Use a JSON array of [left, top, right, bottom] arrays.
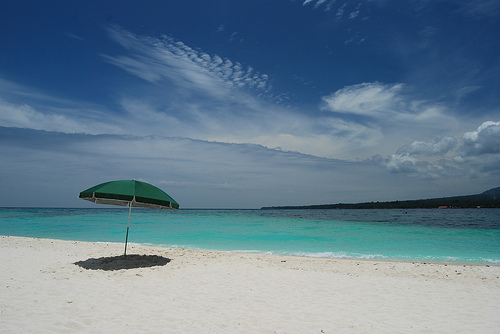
[[262, 187, 500, 210]]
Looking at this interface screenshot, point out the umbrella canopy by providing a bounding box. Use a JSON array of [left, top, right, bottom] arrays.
[[79, 179, 179, 210], [78, 180, 179, 256]]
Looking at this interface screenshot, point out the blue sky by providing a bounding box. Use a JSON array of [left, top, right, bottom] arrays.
[[1, 0, 499, 208]]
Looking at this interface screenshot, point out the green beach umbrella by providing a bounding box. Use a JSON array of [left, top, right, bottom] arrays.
[[78, 180, 179, 256]]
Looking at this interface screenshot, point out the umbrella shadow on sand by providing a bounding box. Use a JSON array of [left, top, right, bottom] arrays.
[[74, 254, 171, 271]]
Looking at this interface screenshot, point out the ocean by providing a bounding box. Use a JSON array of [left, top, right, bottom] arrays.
[[1, 207, 499, 264]]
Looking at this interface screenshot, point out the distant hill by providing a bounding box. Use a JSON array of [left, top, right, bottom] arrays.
[[481, 187, 500, 196], [261, 187, 500, 210]]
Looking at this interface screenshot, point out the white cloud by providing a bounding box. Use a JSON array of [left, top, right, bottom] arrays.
[[325, 0, 337, 12], [303, 0, 353, 14], [320, 83, 460, 151], [348, 10, 360, 19], [386, 137, 459, 178], [103, 26, 270, 95], [100, 55, 164, 83], [461, 121, 500, 156], [396, 136, 457, 156], [349, 3, 362, 19], [386, 155, 452, 179], [337, 3, 347, 18], [0, 98, 123, 134], [386, 153, 419, 173], [65, 32, 85, 41], [459, 0, 500, 18], [450, 121, 500, 175], [314, 0, 327, 9], [321, 82, 404, 117], [385, 122, 500, 179]]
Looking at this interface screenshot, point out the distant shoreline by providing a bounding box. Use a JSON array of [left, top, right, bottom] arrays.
[[262, 187, 500, 210]]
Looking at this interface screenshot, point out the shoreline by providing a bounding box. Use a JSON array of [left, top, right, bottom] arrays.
[[2, 235, 500, 333], [4, 235, 500, 267], [5, 234, 499, 266]]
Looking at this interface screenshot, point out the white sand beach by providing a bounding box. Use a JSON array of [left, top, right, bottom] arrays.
[[1, 236, 499, 333]]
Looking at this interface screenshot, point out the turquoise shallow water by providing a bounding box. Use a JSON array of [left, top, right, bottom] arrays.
[[1, 208, 499, 263]]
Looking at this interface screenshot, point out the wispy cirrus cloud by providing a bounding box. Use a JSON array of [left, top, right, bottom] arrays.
[[321, 82, 460, 132], [103, 25, 270, 96], [313, 0, 327, 9], [0, 78, 124, 135], [457, 0, 500, 18], [303, 0, 367, 18], [321, 82, 404, 118]]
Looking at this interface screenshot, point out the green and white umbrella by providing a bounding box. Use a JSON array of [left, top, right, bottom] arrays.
[[79, 180, 179, 256]]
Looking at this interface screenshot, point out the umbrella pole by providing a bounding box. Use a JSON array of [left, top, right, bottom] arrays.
[[124, 202, 132, 257]]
